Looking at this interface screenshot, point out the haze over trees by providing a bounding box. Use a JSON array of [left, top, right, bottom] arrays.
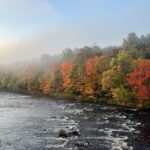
[[0, 33, 149, 109]]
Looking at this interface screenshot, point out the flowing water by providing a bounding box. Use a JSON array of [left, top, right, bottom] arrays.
[[0, 92, 149, 150]]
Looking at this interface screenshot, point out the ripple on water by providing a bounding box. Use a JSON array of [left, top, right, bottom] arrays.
[[0, 92, 149, 150]]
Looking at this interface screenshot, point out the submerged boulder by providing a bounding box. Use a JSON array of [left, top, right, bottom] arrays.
[[71, 128, 80, 136], [58, 129, 69, 138], [58, 127, 81, 138], [75, 142, 89, 149]]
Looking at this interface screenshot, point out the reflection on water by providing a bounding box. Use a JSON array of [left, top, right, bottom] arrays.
[[0, 92, 149, 150]]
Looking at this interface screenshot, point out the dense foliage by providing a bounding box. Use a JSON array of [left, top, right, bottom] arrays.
[[0, 33, 150, 109]]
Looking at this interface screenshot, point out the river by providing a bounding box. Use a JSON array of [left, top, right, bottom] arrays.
[[0, 92, 149, 150]]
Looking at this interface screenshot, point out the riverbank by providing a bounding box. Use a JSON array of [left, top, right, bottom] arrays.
[[1, 89, 150, 111]]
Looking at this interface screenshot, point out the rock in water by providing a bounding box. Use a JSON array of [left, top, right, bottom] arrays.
[[58, 129, 69, 138], [76, 142, 89, 148], [72, 128, 80, 136]]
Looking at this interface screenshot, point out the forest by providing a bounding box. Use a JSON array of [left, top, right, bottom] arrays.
[[0, 33, 150, 109]]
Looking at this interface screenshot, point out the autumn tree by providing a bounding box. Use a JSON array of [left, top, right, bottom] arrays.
[[40, 63, 63, 95], [84, 57, 97, 99], [128, 59, 150, 107], [62, 48, 75, 61], [69, 65, 85, 95], [84, 55, 110, 100], [60, 61, 74, 91]]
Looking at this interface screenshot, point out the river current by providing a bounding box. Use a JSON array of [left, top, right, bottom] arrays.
[[0, 92, 149, 150]]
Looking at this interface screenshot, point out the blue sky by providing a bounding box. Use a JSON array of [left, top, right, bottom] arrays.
[[0, 0, 150, 62]]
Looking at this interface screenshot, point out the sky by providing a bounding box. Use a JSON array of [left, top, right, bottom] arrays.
[[0, 0, 150, 63]]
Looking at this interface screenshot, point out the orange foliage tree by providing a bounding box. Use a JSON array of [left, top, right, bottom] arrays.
[[84, 55, 110, 99], [40, 72, 51, 95], [84, 57, 97, 99], [61, 61, 74, 90]]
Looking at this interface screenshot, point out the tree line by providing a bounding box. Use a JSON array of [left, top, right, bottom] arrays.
[[0, 33, 149, 109]]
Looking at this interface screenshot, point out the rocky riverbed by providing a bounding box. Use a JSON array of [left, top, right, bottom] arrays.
[[0, 92, 149, 150]]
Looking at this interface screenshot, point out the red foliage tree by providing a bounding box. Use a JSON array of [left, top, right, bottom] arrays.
[[128, 60, 150, 102]]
